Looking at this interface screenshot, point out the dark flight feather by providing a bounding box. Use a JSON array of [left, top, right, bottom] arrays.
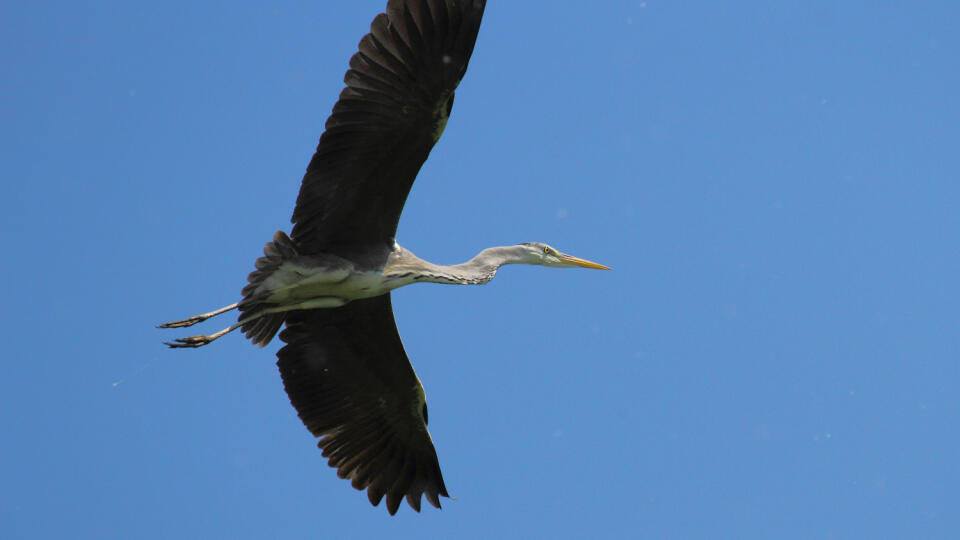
[[277, 295, 448, 514], [290, 0, 486, 260]]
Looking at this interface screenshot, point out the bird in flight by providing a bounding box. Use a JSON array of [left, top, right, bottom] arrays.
[[160, 0, 608, 515]]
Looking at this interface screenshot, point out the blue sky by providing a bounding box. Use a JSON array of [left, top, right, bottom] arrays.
[[2, 1, 958, 538]]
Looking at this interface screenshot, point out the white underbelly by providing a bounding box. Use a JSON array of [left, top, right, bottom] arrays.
[[262, 262, 405, 306]]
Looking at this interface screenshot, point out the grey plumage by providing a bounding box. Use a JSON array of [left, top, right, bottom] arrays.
[[160, 0, 607, 516]]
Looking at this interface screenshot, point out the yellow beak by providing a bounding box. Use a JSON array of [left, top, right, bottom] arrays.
[[559, 253, 611, 270]]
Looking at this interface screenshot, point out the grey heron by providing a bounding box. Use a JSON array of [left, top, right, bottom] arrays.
[[161, 0, 608, 515]]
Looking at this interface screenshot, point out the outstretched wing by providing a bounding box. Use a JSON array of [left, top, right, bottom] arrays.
[[276, 294, 447, 514], [290, 0, 486, 257]]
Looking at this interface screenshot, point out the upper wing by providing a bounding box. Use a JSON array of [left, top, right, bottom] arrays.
[[276, 294, 447, 514], [290, 0, 486, 257]]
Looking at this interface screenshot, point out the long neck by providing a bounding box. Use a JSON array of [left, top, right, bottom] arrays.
[[386, 245, 530, 285]]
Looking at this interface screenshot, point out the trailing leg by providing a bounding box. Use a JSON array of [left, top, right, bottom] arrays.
[[160, 230, 302, 348], [158, 302, 239, 329]]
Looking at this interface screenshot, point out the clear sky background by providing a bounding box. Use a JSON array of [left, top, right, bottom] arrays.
[[2, 1, 958, 538]]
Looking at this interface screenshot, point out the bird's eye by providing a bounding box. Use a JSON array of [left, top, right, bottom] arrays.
[[543, 247, 550, 254]]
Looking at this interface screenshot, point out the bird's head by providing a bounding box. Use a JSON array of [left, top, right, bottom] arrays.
[[519, 242, 610, 270]]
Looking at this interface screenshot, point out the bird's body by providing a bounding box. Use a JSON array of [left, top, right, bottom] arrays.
[[161, 0, 607, 515], [258, 242, 604, 305], [245, 242, 494, 312], [253, 243, 399, 309]]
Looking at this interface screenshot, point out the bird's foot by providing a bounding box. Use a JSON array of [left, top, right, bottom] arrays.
[[164, 335, 215, 348], [157, 315, 206, 329]]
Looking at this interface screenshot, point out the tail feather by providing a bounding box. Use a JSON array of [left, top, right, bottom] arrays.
[[239, 230, 298, 347], [242, 312, 286, 348]]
